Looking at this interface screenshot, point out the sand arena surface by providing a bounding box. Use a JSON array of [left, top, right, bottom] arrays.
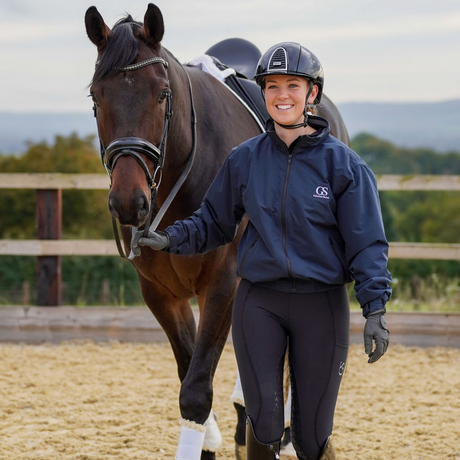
[[0, 341, 459, 460]]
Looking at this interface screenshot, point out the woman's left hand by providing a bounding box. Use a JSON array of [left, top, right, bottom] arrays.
[[364, 309, 390, 363]]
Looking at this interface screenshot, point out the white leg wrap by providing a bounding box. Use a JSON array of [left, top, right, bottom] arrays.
[[230, 371, 245, 406], [175, 419, 206, 460], [280, 441, 297, 459], [284, 385, 292, 428], [203, 410, 222, 451]]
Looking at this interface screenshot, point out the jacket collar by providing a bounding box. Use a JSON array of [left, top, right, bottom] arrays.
[[266, 115, 330, 152]]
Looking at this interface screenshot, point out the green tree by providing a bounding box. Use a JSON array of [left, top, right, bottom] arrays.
[[351, 133, 460, 174], [0, 134, 112, 239]]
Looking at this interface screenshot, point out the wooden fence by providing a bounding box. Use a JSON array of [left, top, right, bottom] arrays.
[[1, 173, 460, 306]]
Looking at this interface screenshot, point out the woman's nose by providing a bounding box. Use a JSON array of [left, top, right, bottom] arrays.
[[278, 88, 290, 99]]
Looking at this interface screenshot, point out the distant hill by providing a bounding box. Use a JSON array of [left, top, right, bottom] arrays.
[[1, 99, 459, 155], [338, 99, 460, 153], [0, 112, 98, 155]]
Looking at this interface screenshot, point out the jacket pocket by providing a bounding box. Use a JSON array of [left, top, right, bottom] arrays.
[[327, 235, 348, 280], [239, 234, 260, 279]]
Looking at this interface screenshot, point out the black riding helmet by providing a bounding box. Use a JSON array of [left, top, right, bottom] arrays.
[[254, 42, 324, 129]]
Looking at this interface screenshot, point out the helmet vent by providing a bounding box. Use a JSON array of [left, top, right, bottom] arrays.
[[268, 47, 287, 72]]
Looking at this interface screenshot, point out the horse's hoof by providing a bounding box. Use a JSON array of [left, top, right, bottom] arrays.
[[235, 442, 246, 460], [280, 441, 297, 460], [200, 449, 215, 460]]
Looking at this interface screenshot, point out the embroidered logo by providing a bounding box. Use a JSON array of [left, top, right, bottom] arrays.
[[313, 186, 329, 200], [339, 361, 346, 376]]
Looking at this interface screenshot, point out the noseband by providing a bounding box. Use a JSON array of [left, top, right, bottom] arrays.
[[93, 55, 197, 260]]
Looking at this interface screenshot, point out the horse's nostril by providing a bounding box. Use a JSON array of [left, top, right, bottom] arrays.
[[137, 194, 149, 220], [108, 196, 119, 218]]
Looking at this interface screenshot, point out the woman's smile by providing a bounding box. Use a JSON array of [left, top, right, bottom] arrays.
[[276, 104, 294, 110]]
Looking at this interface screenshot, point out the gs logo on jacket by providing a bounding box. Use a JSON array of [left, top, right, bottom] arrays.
[[166, 117, 392, 312]]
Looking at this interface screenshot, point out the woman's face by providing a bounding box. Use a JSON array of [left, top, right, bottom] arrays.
[[264, 75, 317, 126]]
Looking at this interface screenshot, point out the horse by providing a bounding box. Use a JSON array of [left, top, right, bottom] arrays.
[[85, 4, 350, 459]]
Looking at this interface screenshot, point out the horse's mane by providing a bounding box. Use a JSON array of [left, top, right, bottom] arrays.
[[91, 15, 143, 85]]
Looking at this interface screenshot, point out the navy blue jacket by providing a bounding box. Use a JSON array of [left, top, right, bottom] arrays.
[[165, 117, 392, 316]]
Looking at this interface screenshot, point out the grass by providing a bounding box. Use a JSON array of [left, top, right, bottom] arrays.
[[1, 278, 459, 312]]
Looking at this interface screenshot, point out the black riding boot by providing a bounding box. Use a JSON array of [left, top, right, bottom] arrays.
[[319, 436, 336, 460], [246, 417, 281, 460]]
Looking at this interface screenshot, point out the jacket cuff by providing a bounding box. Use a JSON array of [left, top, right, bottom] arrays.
[[163, 229, 175, 253], [362, 298, 387, 318]]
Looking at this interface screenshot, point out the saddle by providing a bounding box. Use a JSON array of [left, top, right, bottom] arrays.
[[205, 38, 270, 128]]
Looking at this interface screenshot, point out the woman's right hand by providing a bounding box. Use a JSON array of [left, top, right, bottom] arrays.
[[138, 230, 171, 251], [364, 309, 390, 363]]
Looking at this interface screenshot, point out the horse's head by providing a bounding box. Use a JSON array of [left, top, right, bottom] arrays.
[[85, 4, 171, 228]]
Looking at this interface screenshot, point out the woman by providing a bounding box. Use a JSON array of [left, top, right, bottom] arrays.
[[139, 42, 391, 460]]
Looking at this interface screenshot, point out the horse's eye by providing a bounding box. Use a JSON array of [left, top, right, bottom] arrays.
[[159, 89, 170, 103], [88, 92, 99, 105]]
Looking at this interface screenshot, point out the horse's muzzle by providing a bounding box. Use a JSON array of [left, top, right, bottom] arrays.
[[108, 189, 150, 227]]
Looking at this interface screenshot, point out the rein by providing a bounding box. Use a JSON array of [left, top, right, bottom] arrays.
[[93, 55, 197, 261]]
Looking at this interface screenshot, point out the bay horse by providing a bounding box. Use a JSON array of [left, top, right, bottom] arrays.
[[85, 4, 350, 459]]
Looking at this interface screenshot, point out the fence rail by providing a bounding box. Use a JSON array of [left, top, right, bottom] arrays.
[[1, 173, 459, 305], [1, 239, 460, 260], [2, 173, 460, 191]]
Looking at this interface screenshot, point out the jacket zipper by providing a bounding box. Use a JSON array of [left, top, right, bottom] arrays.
[[240, 234, 260, 279], [282, 153, 294, 278]]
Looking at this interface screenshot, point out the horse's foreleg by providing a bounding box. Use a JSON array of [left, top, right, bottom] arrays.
[[178, 276, 236, 459], [151, 299, 197, 381], [138, 276, 197, 381], [179, 287, 233, 421]]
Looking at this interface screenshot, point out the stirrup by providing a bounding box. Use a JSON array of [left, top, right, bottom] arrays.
[[246, 417, 281, 460]]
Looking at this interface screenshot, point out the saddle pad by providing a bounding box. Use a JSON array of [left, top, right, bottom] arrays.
[[188, 54, 268, 131]]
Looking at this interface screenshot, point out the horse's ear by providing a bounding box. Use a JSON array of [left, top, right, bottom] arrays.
[[143, 3, 164, 44], [85, 6, 111, 49]]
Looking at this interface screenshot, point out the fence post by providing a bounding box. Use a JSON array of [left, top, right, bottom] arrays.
[[22, 281, 30, 306], [36, 189, 62, 306]]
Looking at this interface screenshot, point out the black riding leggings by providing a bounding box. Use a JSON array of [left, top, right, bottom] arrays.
[[232, 279, 349, 460]]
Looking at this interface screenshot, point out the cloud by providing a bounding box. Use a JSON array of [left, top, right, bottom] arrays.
[[0, 21, 80, 43], [1, 0, 459, 110]]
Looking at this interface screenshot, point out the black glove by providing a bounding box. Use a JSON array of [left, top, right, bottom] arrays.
[[138, 230, 171, 251], [364, 308, 389, 364]]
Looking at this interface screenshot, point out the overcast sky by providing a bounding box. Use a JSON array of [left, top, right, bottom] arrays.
[[2, 0, 460, 112]]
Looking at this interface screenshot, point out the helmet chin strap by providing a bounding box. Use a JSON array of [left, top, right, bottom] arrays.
[[274, 82, 314, 130]]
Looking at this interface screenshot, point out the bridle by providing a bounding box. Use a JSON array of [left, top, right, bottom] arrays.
[[92, 55, 197, 261]]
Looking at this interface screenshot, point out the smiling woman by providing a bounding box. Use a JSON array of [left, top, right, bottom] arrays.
[[138, 40, 392, 460]]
